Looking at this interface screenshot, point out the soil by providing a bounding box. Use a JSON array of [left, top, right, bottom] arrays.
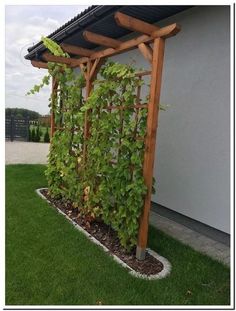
[[41, 189, 163, 276]]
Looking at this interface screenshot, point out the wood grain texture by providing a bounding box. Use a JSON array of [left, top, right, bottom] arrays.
[[60, 43, 93, 57], [42, 52, 77, 66], [71, 23, 180, 67], [115, 12, 159, 35], [31, 60, 48, 69], [137, 38, 166, 252], [83, 30, 122, 48], [138, 43, 153, 64]]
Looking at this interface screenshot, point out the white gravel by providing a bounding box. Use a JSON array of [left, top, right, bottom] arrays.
[[36, 187, 172, 280], [5, 142, 50, 164]]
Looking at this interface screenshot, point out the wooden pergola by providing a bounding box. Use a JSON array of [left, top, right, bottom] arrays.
[[30, 12, 181, 260]]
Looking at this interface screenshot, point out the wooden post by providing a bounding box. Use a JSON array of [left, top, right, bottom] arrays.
[[50, 77, 58, 141], [82, 61, 92, 162], [83, 59, 104, 162], [136, 37, 165, 260]]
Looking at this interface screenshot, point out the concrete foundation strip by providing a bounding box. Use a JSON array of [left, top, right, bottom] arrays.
[[36, 188, 171, 280]]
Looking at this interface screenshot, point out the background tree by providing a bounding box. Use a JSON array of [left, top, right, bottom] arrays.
[[5, 108, 41, 120]]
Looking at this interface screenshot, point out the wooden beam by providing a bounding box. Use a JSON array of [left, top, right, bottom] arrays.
[[79, 63, 88, 79], [60, 43, 93, 57], [31, 23, 180, 70], [115, 12, 180, 39], [138, 43, 153, 64], [71, 23, 180, 67], [89, 58, 100, 80], [42, 52, 77, 66], [152, 23, 181, 39], [89, 58, 104, 80], [83, 30, 122, 48], [31, 60, 48, 69], [115, 12, 159, 35], [136, 37, 166, 261]]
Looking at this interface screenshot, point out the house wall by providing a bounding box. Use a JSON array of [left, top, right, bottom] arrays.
[[110, 6, 230, 233]]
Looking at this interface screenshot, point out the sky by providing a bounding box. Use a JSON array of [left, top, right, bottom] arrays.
[[5, 5, 89, 115]]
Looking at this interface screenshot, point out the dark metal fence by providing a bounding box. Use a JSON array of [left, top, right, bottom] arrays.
[[5, 116, 30, 141]]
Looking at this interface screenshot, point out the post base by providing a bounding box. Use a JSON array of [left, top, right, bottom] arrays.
[[136, 246, 146, 260]]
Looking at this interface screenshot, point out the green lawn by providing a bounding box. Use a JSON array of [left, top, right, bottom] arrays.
[[6, 165, 230, 306]]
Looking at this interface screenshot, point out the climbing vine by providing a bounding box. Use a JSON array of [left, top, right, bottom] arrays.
[[28, 37, 153, 250]]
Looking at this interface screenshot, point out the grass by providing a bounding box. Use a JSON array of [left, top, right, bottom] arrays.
[[6, 165, 230, 306]]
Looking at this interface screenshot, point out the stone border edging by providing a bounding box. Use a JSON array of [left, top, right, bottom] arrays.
[[36, 188, 171, 280]]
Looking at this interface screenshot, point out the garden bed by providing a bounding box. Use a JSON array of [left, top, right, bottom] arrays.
[[37, 188, 171, 280]]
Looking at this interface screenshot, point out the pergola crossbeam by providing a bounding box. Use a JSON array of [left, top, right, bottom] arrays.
[[31, 60, 48, 69], [115, 12, 159, 35], [83, 30, 122, 48], [60, 43, 93, 57], [42, 52, 77, 66], [70, 23, 180, 67]]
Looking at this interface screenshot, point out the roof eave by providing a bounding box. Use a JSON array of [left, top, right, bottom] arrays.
[[25, 5, 122, 60]]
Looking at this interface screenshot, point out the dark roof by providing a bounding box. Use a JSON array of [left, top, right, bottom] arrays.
[[25, 5, 192, 61]]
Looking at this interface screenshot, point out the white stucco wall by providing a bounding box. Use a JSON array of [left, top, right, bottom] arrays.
[[111, 6, 230, 233]]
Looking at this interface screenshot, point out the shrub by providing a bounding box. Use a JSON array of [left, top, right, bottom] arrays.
[[31, 128, 36, 142], [35, 125, 41, 142], [44, 127, 50, 143], [28, 128, 32, 141]]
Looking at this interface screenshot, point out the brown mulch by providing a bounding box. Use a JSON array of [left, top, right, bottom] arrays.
[[40, 189, 163, 276]]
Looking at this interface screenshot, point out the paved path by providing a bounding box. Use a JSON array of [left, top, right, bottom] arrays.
[[150, 210, 230, 266], [5, 142, 49, 164]]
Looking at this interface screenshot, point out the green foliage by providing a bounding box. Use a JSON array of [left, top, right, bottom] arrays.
[[44, 127, 50, 143], [28, 128, 32, 142], [80, 62, 148, 248], [29, 37, 151, 250], [33, 125, 41, 142]]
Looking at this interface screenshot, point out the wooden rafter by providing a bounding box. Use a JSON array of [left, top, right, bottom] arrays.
[[115, 12, 159, 35], [31, 60, 48, 69], [42, 52, 78, 66], [70, 23, 180, 67], [83, 30, 122, 48], [152, 23, 181, 39], [60, 43, 93, 56], [34, 23, 180, 69]]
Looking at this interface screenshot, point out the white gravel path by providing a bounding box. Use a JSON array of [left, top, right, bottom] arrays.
[[5, 142, 50, 164]]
